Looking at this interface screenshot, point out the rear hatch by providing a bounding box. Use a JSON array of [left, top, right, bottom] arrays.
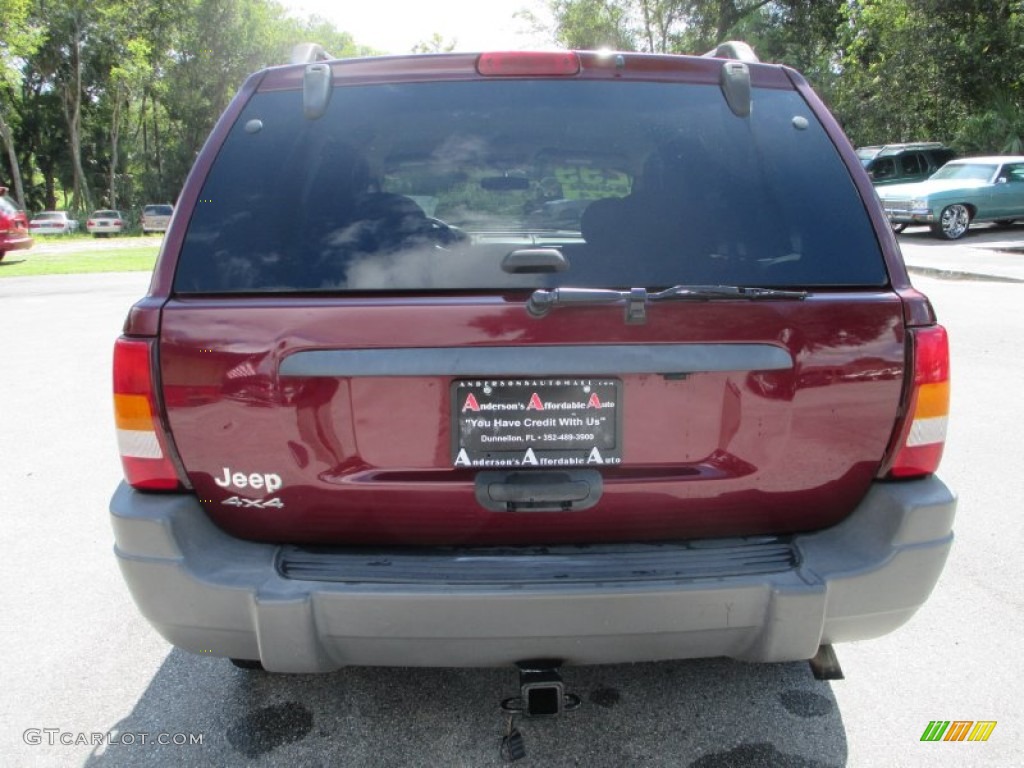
[[155, 52, 905, 546]]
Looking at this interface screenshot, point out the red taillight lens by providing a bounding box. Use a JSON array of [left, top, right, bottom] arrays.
[[113, 337, 182, 490], [477, 51, 580, 77], [885, 325, 950, 478]]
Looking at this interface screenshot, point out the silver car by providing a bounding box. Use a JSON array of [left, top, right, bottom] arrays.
[[141, 204, 173, 234]]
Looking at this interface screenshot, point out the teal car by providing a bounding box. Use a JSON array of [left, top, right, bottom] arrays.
[[876, 156, 1024, 239]]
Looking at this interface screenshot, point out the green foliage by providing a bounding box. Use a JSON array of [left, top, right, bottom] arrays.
[[412, 33, 457, 54], [548, 0, 1024, 158], [827, 0, 1024, 151], [550, 0, 636, 50], [7, 0, 1024, 219], [0, 0, 41, 89], [954, 93, 1024, 155], [0, 0, 375, 216], [548, 1, 842, 54]]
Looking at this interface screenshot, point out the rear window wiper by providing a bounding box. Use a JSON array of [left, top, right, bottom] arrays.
[[526, 284, 808, 324]]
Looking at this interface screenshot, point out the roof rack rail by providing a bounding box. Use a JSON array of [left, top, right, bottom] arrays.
[[875, 142, 948, 155], [702, 41, 759, 64], [290, 43, 332, 65]]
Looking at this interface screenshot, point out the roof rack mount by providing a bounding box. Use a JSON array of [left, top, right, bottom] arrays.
[[291, 43, 332, 65], [702, 41, 759, 64]]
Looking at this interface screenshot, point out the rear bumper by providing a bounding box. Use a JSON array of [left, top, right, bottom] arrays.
[[0, 232, 32, 251], [110, 478, 955, 672]]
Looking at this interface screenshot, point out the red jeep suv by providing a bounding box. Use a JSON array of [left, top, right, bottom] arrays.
[[110, 45, 955, 676]]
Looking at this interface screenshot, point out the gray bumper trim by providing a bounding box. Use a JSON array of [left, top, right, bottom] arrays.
[[278, 344, 793, 377], [110, 477, 955, 672], [277, 538, 798, 584]]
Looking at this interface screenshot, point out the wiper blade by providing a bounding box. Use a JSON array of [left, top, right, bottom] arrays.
[[649, 284, 809, 301], [526, 284, 808, 324]]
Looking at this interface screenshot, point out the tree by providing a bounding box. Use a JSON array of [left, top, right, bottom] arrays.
[[550, 1, 841, 54], [6, 0, 377, 216], [0, 0, 41, 207], [412, 33, 457, 54], [35, 0, 99, 212], [549, 0, 636, 50], [23, 0, 1022, 220]]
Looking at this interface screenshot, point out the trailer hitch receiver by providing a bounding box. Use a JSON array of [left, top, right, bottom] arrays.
[[501, 660, 581, 717]]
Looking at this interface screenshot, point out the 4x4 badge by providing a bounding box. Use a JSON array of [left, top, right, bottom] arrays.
[[222, 496, 284, 509]]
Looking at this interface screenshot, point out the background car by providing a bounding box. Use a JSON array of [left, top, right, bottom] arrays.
[[858, 142, 955, 187], [86, 210, 126, 237], [0, 187, 33, 261], [140, 203, 173, 234], [29, 210, 79, 235], [876, 155, 1024, 239]]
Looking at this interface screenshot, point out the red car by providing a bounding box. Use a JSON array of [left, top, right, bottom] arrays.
[[111, 45, 955, 692], [0, 187, 33, 261]]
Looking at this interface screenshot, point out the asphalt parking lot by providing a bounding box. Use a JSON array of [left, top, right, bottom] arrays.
[[898, 222, 1024, 282]]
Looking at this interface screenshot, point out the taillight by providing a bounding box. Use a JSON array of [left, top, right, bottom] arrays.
[[477, 51, 580, 77], [113, 337, 182, 490], [884, 325, 950, 478]]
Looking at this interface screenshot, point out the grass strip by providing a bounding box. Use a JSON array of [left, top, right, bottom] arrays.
[[0, 245, 158, 277]]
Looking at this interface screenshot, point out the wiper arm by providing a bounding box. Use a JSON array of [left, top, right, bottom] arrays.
[[526, 284, 808, 324], [526, 287, 638, 317]]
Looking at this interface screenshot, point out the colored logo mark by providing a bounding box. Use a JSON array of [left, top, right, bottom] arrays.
[[920, 720, 997, 742]]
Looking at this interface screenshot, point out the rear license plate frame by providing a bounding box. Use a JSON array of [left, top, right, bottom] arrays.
[[451, 378, 622, 468]]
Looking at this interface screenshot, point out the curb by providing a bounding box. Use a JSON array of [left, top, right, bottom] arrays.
[[905, 265, 1024, 284]]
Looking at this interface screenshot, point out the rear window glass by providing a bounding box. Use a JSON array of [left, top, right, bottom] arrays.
[[0, 196, 21, 216], [175, 79, 886, 293], [145, 205, 173, 215], [932, 163, 995, 181]]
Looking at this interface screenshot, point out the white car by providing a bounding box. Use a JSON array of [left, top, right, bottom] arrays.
[[86, 210, 126, 237], [29, 211, 79, 235]]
